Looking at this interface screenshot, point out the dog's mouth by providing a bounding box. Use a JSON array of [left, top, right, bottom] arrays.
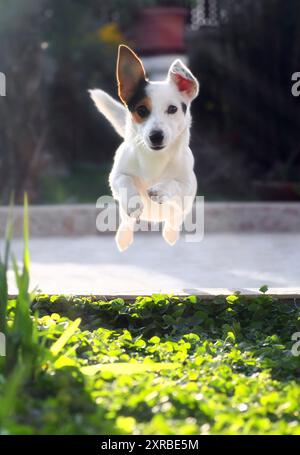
[[150, 145, 165, 151]]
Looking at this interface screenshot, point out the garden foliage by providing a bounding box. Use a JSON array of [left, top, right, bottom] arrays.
[[1, 204, 300, 434]]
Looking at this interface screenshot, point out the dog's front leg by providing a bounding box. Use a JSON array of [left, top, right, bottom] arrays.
[[111, 173, 144, 218], [111, 174, 143, 251], [148, 178, 196, 245]]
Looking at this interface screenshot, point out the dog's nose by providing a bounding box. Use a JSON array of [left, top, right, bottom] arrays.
[[149, 130, 164, 146]]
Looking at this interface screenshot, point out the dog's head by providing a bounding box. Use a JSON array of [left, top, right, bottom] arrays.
[[117, 45, 199, 152]]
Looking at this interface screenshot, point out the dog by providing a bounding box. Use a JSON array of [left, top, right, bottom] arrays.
[[89, 45, 199, 251]]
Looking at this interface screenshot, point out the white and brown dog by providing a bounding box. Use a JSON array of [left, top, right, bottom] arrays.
[[90, 45, 199, 251]]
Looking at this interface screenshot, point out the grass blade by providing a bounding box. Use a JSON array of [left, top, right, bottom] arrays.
[[81, 362, 180, 376], [0, 363, 28, 425], [23, 193, 30, 276], [0, 194, 14, 335], [4, 193, 14, 269], [50, 318, 81, 357], [0, 263, 7, 335]]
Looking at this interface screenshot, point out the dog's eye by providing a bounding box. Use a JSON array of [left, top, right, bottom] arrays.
[[136, 105, 150, 118], [167, 105, 178, 114]]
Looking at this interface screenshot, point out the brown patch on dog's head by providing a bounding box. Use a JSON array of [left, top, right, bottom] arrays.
[[117, 45, 147, 107], [131, 97, 152, 124]]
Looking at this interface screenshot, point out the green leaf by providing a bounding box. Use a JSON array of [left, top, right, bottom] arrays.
[[149, 336, 160, 344], [226, 295, 239, 304], [259, 285, 269, 294], [226, 331, 236, 343], [135, 339, 146, 348], [54, 355, 78, 369]]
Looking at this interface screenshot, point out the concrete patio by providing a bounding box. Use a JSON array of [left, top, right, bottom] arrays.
[[7, 232, 300, 296]]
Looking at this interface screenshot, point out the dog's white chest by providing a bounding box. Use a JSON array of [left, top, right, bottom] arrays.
[[137, 150, 170, 182]]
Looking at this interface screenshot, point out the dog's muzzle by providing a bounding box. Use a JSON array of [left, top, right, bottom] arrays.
[[149, 130, 165, 150]]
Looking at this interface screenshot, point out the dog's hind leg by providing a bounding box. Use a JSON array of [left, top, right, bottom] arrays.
[[116, 222, 134, 252], [115, 211, 137, 252], [161, 202, 184, 246]]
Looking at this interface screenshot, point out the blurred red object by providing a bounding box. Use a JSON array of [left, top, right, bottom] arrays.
[[135, 7, 188, 55], [253, 181, 300, 201]]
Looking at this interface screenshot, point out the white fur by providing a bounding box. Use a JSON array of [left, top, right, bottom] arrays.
[[90, 57, 199, 251], [89, 89, 126, 138]]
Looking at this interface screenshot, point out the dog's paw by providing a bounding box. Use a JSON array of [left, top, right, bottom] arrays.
[[122, 196, 144, 220], [127, 202, 144, 220], [147, 185, 171, 204]]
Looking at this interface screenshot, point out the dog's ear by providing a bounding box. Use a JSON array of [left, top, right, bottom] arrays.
[[117, 45, 146, 106], [168, 59, 199, 101]]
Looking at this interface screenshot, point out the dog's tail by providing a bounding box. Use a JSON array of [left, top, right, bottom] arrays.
[[89, 89, 126, 138]]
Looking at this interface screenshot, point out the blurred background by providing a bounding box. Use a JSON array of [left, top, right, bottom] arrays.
[[0, 0, 300, 205]]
